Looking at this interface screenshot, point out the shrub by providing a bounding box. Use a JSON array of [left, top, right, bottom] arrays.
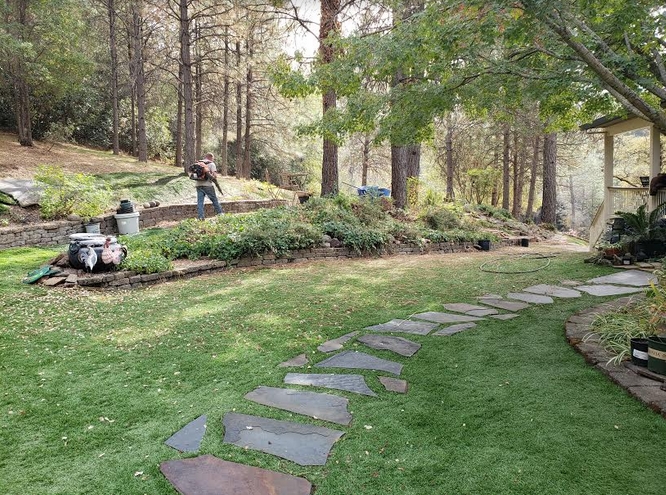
[[477, 204, 513, 220], [34, 165, 112, 220], [119, 248, 173, 274], [419, 206, 463, 230]]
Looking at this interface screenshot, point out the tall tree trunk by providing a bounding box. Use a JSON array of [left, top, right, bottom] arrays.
[[491, 135, 499, 206], [361, 134, 370, 186], [127, 34, 136, 155], [319, 0, 340, 196], [175, 65, 183, 167], [220, 27, 229, 176], [406, 143, 420, 207], [512, 132, 522, 217], [502, 125, 511, 210], [179, 0, 195, 172], [108, 0, 120, 155], [526, 135, 540, 219], [541, 132, 557, 225], [132, 3, 147, 162], [568, 174, 576, 228], [235, 40, 243, 178], [12, 0, 32, 147], [445, 118, 454, 200], [391, 146, 407, 208], [194, 21, 202, 160], [14, 75, 32, 147], [242, 35, 253, 179]]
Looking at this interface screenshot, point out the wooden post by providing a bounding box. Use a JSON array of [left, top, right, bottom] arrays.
[[649, 125, 662, 212], [603, 133, 614, 224]]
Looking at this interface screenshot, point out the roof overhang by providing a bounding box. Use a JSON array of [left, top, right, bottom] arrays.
[[580, 115, 652, 136]]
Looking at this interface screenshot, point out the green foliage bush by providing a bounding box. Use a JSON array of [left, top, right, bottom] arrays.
[[117, 196, 488, 272], [477, 204, 513, 220], [119, 248, 173, 274], [419, 206, 463, 230], [35, 165, 112, 220]]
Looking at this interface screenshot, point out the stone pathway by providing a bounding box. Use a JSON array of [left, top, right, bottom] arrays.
[[160, 269, 665, 493]]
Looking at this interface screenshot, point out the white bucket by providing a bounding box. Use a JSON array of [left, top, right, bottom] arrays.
[[114, 211, 140, 235], [85, 222, 101, 234]]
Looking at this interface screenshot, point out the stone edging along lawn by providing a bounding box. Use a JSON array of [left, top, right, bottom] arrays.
[[62, 238, 524, 289], [0, 200, 287, 250], [565, 295, 666, 419]]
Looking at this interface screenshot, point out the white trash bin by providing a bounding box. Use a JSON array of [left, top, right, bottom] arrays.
[[114, 211, 140, 235]]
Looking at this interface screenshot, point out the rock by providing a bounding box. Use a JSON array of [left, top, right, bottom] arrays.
[[330, 238, 342, 248], [67, 214, 82, 221]]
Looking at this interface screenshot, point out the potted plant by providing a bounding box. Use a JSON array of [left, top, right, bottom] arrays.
[[615, 202, 666, 260], [597, 240, 624, 259]]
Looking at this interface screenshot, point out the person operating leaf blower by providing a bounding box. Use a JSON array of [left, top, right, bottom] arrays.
[[189, 152, 224, 220]]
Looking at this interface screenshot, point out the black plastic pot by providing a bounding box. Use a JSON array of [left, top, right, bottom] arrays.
[[648, 336, 666, 375], [630, 338, 649, 367], [117, 199, 135, 214], [478, 240, 491, 251], [634, 240, 666, 259]]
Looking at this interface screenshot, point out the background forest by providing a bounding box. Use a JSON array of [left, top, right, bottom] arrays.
[[2, 0, 665, 237]]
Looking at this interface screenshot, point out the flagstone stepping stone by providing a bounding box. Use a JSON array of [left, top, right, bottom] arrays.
[[284, 372, 377, 396], [411, 311, 484, 324], [586, 269, 656, 287], [522, 284, 581, 298], [489, 313, 520, 320], [316, 350, 403, 375], [379, 376, 409, 393], [278, 353, 308, 367], [317, 331, 359, 353], [357, 334, 421, 357], [478, 298, 530, 311], [575, 284, 645, 297], [466, 308, 499, 316], [507, 292, 554, 304], [443, 303, 489, 313], [561, 280, 582, 286], [222, 412, 344, 466], [160, 455, 312, 495], [365, 319, 438, 335], [165, 414, 207, 453], [433, 322, 477, 336], [245, 386, 352, 425]]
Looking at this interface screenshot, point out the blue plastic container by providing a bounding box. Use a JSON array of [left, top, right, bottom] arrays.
[[357, 186, 390, 197]]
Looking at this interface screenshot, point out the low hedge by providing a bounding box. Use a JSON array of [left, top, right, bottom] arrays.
[[119, 196, 488, 273]]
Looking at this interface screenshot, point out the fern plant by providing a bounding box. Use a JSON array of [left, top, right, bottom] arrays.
[[614, 201, 666, 242]]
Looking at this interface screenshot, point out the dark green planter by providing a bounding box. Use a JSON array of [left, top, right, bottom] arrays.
[[647, 336, 666, 375]]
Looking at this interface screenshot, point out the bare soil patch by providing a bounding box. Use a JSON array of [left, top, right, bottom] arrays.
[[0, 131, 175, 178]]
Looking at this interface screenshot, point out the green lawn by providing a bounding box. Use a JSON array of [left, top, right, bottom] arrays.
[[1, 246, 665, 494]]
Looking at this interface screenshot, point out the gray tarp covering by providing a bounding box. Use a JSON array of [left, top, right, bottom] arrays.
[[0, 179, 42, 207]]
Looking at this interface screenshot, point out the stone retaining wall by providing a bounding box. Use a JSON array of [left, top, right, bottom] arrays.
[[74, 239, 521, 289], [0, 200, 287, 250]]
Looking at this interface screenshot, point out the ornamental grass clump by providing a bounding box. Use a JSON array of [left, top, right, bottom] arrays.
[[586, 269, 665, 364]]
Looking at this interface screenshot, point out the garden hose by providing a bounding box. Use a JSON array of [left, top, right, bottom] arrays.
[[479, 252, 556, 274]]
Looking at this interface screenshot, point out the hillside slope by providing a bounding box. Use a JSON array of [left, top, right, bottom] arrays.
[[0, 132, 294, 225]]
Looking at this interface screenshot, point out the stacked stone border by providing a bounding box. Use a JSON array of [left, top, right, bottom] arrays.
[[73, 239, 522, 289], [0, 200, 287, 250], [565, 295, 666, 419]]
